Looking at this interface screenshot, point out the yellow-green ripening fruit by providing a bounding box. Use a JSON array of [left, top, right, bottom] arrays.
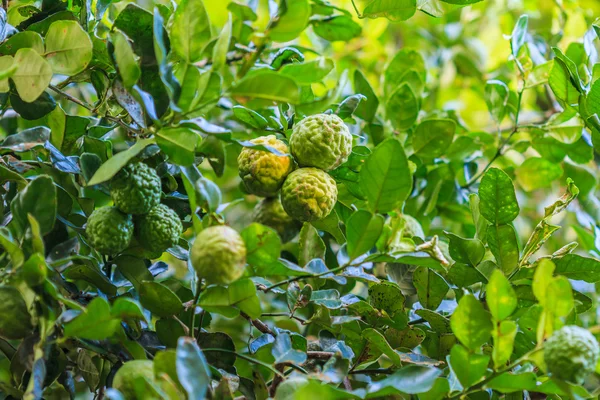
[[190, 225, 247, 285], [112, 360, 156, 399], [136, 204, 183, 259], [252, 197, 302, 243], [290, 113, 352, 171], [0, 286, 33, 339], [86, 206, 134, 255], [281, 168, 337, 222], [544, 325, 600, 384], [237, 135, 294, 197], [110, 162, 162, 215]]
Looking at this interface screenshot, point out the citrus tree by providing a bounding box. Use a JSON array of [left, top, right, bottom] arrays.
[[2, 0, 600, 398]]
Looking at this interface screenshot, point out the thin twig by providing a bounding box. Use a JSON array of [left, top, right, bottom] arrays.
[[261, 312, 308, 324]]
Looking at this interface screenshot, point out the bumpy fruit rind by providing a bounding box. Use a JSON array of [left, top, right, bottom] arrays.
[[136, 204, 183, 259], [0, 286, 33, 339], [252, 197, 301, 243], [281, 168, 337, 222], [112, 360, 155, 399], [237, 135, 293, 197], [544, 325, 600, 384], [86, 206, 133, 255], [110, 162, 162, 215], [190, 225, 247, 285], [290, 113, 352, 171]]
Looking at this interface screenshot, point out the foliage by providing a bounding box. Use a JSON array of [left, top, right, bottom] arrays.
[[1, 0, 600, 398]]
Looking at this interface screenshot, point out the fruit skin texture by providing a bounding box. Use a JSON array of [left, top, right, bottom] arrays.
[[190, 225, 247, 285], [237, 135, 293, 197], [544, 325, 600, 384], [110, 162, 162, 215], [281, 168, 337, 222], [86, 206, 133, 255], [252, 197, 302, 242], [136, 204, 183, 258], [112, 360, 155, 399], [0, 286, 33, 339], [290, 113, 352, 171]]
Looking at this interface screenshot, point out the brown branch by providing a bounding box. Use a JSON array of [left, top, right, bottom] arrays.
[[240, 312, 275, 336], [269, 364, 285, 397], [306, 351, 334, 360]]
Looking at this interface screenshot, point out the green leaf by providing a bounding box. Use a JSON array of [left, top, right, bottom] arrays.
[[484, 80, 509, 122], [386, 83, 418, 130], [515, 157, 563, 192], [241, 223, 282, 268], [486, 224, 519, 275], [176, 337, 211, 400], [360, 138, 412, 213], [155, 127, 197, 166], [212, 15, 232, 73], [450, 294, 492, 351], [279, 58, 334, 84], [492, 320, 517, 369], [368, 281, 405, 317], [354, 69, 379, 121], [110, 30, 140, 88], [11, 48, 52, 103], [440, 0, 482, 3], [272, 333, 307, 364], [412, 119, 456, 158], [553, 254, 600, 282], [362, 328, 401, 365], [87, 138, 155, 185], [546, 276, 573, 317], [64, 298, 120, 340], [0, 56, 16, 92], [449, 344, 489, 388], [139, 281, 183, 318], [361, 0, 417, 22], [229, 278, 261, 319], [366, 365, 442, 396], [171, 0, 211, 62], [346, 210, 384, 260], [478, 168, 520, 224], [312, 16, 361, 42], [11, 175, 56, 236], [44, 20, 93, 76], [231, 70, 300, 103], [486, 269, 517, 321], [549, 57, 579, 107], [63, 263, 118, 296], [270, 0, 310, 42], [532, 258, 555, 306], [0, 286, 33, 339], [385, 49, 425, 97], [0, 31, 44, 56], [445, 232, 485, 266], [413, 266, 449, 310], [510, 15, 528, 57], [298, 223, 325, 267]]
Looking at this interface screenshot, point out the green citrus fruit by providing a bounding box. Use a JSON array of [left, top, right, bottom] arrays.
[[290, 113, 352, 171], [190, 225, 247, 285], [86, 206, 133, 255], [111, 162, 162, 215], [112, 360, 155, 399], [544, 325, 600, 384], [252, 196, 302, 243], [136, 204, 183, 259], [281, 168, 337, 222], [237, 135, 293, 197], [0, 286, 33, 339]]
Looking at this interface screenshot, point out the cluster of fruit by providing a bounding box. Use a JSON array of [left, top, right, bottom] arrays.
[[238, 113, 352, 242], [85, 162, 183, 258]]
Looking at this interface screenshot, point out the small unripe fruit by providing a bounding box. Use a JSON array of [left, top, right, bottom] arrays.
[[110, 162, 162, 215], [252, 197, 301, 243], [237, 135, 293, 197], [290, 113, 352, 171], [112, 360, 155, 399], [86, 206, 133, 255], [190, 225, 247, 285], [136, 204, 183, 259], [281, 168, 337, 222], [544, 325, 600, 384]]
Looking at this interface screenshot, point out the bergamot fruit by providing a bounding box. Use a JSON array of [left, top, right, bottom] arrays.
[[86, 206, 133, 255], [281, 168, 337, 222], [136, 204, 183, 259], [290, 113, 352, 171], [110, 162, 162, 215], [544, 325, 600, 384], [252, 197, 302, 243], [112, 360, 155, 399], [190, 225, 247, 285], [237, 135, 293, 197]]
